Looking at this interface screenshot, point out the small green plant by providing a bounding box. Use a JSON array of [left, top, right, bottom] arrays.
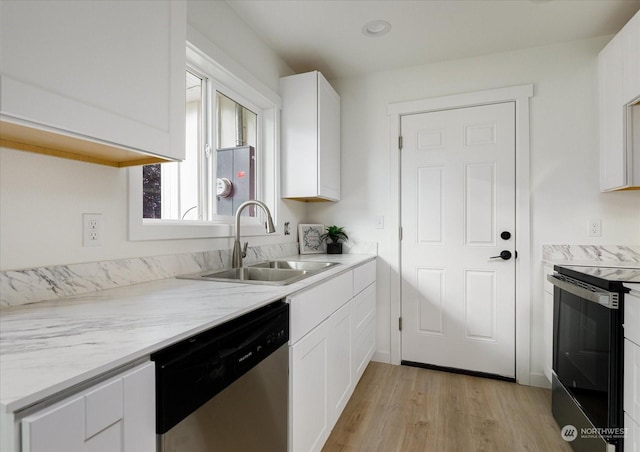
[[321, 225, 348, 244]]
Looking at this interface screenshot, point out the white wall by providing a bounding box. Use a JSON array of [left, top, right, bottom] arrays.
[[308, 36, 640, 383], [0, 0, 303, 271]]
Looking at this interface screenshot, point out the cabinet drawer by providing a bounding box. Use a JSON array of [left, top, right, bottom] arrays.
[[626, 338, 640, 424], [84, 378, 123, 439], [290, 271, 353, 344], [22, 397, 85, 452], [353, 317, 375, 383], [353, 260, 376, 296], [352, 283, 376, 339], [626, 293, 640, 346]]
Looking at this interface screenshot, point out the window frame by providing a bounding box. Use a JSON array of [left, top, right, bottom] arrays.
[[128, 40, 281, 241]]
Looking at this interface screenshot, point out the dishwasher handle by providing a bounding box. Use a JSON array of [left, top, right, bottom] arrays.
[[547, 274, 618, 309]]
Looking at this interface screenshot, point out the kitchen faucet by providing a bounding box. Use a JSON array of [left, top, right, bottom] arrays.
[[232, 200, 276, 268]]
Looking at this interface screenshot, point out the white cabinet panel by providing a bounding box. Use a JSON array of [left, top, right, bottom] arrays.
[[84, 379, 123, 439], [599, 9, 640, 191], [626, 339, 640, 425], [352, 283, 376, 339], [20, 361, 155, 452], [22, 397, 85, 452], [0, 0, 186, 164], [122, 362, 156, 452], [281, 70, 340, 201], [599, 35, 626, 191], [353, 260, 376, 296], [626, 293, 640, 346], [626, 412, 640, 452], [353, 318, 376, 383], [327, 302, 353, 426], [289, 271, 353, 344], [290, 322, 329, 452], [623, 11, 640, 105]]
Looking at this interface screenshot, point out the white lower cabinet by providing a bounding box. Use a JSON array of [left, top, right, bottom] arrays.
[[289, 259, 376, 452], [626, 412, 640, 452], [21, 361, 155, 452], [327, 301, 354, 426], [290, 322, 330, 452]]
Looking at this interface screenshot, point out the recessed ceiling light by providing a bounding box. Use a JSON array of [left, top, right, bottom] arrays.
[[362, 20, 391, 37]]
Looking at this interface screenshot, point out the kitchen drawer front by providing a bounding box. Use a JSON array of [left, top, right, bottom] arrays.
[[626, 338, 640, 424], [353, 260, 376, 296], [290, 271, 353, 344], [22, 397, 85, 452], [352, 283, 376, 340], [84, 378, 123, 439], [353, 317, 376, 383]]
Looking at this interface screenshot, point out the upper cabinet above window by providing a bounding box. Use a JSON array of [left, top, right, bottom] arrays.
[[281, 71, 341, 201], [0, 0, 186, 167]]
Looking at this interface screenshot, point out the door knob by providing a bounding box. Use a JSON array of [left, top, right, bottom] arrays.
[[500, 231, 511, 240], [490, 250, 512, 260]]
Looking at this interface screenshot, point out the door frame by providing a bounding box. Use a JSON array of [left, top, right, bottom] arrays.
[[387, 84, 534, 385]]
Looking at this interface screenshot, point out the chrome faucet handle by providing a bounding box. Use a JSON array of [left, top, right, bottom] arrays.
[[242, 241, 248, 258]]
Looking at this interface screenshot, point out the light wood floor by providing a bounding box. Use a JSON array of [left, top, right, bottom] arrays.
[[323, 362, 573, 452]]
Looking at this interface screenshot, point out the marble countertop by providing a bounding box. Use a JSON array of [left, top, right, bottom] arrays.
[[542, 260, 640, 268], [0, 254, 374, 414]]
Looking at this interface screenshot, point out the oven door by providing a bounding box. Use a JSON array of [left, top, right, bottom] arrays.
[[548, 273, 623, 447]]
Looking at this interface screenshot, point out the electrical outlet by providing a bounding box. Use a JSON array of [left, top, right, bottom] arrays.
[[83, 213, 103, 246], [588, 219, 602, 237]]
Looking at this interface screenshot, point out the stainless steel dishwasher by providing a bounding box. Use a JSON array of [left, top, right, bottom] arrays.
[[151, 300, 289, 452]]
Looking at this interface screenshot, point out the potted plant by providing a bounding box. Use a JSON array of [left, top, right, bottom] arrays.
[[321, 225, 348, 254]]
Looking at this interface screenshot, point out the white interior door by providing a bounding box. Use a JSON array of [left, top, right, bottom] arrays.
[[400, 102, 516, 379]]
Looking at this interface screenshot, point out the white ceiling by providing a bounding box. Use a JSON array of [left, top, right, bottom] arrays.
[[226, 0, 640, 80]]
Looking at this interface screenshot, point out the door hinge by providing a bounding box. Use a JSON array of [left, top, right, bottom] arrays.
[[399, 317, 402, 331], [399, 227, 403, 240], [398, 135, 403, 150]]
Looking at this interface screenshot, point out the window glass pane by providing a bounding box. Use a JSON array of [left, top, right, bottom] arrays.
[[141, 71, 259, 221], [215, 92, 258, 217]]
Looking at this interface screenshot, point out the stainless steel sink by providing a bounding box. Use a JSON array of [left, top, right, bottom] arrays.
[[178, 260, 340, 285], [248, 260, 339, 271]]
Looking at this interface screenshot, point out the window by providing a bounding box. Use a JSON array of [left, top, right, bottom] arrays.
[[128, 42, 280, 240]]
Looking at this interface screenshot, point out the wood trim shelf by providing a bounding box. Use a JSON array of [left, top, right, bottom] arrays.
[[0, 121, 172, 168]]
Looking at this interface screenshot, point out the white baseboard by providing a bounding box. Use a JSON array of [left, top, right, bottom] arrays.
[[529, 372, 551, 389], [372, 350, 391, 364]]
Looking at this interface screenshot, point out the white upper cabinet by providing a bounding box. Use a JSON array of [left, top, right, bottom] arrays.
[[622, 11, 640, 105], [281, 71, 341, 201], [599, 10, 640, 191], [0, 0, 186, 166]]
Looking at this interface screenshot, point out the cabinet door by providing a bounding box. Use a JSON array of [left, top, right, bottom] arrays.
[[625, 412, 640, 452], [317, 72, 341, 200], [0, 0, 186, 161], [123, 362, 155, 452], [21, 362, 155, 452], [626, 339, 640, 425], [623, 11, 640, 105], [327, 301, 353, 426], [290, 322, 329, 452], [22, 397, 85, 452], [599, 35, 627, 191]]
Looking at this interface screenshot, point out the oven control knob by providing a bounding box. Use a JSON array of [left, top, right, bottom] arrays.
[[490, 250, 512, 260]]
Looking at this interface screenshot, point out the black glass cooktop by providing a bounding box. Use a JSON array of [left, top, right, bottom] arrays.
[[555, 265, 640, 291]]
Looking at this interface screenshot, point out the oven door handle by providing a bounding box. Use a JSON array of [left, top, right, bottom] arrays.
[[547, 274, 619, 309]]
